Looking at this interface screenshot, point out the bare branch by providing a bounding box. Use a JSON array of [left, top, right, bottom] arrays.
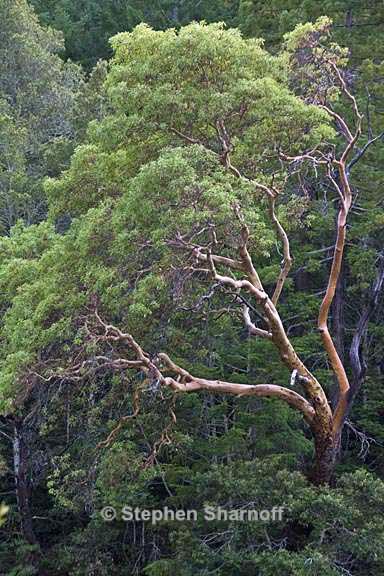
[[158, 353, 315, 423], [348, 131, 384, 172], [169, 126, 201, 145], [268, 197, 293, 305], [193, 249, 244, 272], [316, 58, 365, 435], [97, 388, 140, 449], [318, 103, 354, 143], [234, 206, 264, 290], [242, 305, 272, 339]]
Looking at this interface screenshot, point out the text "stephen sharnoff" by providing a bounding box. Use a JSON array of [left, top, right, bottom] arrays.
[[100, 505, 285, 525]]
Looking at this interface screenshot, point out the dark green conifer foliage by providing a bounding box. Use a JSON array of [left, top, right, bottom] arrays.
[[0, 4, 383, 576]]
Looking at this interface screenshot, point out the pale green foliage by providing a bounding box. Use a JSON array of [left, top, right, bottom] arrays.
[[47, 22, 333, 218], [0, 22, 337, 411], [283, 15, 332, 51]]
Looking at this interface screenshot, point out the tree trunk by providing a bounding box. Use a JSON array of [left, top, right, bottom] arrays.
[[310, 426, 338, 485], [13, 420, 38, 547], [349, 253, 384, 412]]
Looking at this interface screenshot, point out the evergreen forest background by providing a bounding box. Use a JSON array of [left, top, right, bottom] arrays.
[[0, 1, 384, 574]]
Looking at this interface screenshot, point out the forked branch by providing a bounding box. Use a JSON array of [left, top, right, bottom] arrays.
[[90, 312, 315, 424]]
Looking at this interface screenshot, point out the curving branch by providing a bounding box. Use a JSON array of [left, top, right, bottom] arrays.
[[268, 196, 293, 305], [205, 247, 332, 423], [170, 116, 294, 306], [248, 181, 293, 303], [317, 184, 351, 435], [242, 305, 272, 339], [88, 314, 316, 424], [347, 130, 384, 172], [318, 103, 354, 143], [160, 358, 316, 424], [234, 206, 264, 291], [316, 68, 363, 435]]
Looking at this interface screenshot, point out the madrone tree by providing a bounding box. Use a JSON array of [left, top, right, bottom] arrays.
[[53, 21, 381, 484], [4, 21, 382, 488]]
